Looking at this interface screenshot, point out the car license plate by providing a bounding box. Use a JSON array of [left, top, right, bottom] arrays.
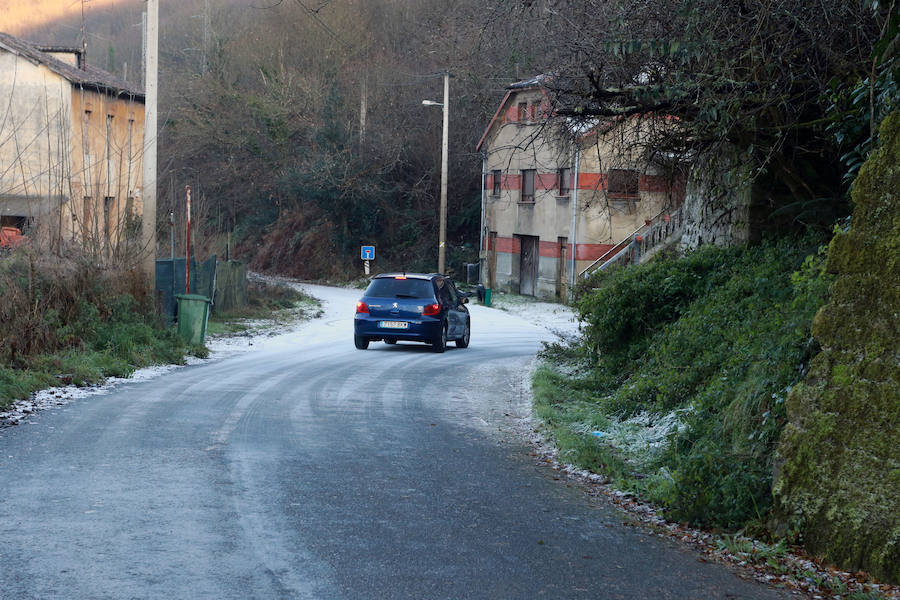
[[379, 321, 408, 329]]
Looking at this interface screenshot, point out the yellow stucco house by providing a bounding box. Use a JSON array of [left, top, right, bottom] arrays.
[[0, 31, 145, 259]]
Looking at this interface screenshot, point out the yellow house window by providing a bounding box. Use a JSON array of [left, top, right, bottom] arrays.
[[103, 196, 114, 242], [558, 168, 571, 196], [82, 196, 92, 235]]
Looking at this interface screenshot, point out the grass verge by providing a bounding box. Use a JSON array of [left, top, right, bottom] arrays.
[[0, 252, 200, 409], [533, 235, 833, 531], [0, 257, 319, 412]]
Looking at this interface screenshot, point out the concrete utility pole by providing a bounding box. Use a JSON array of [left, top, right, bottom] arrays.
[[422, 73, 451, 273], [570, 148, 580, 293], [439, 71, 449, 275], [80, 0, 87, 70], [142, 0, 158, 285], [141, 11, 147, 86]]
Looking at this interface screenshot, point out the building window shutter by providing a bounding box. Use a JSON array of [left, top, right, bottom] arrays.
[[558, 168, 570, 196], [521, 169, 535, 202], [607, 169, 640, 198]]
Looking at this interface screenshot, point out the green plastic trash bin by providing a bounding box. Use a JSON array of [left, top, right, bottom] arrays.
[[484, 288, 492, 307], [175, 293, 211, 345]]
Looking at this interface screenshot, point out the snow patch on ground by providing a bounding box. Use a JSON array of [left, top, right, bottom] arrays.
[[488, 290, 581, 341], [0, 338, 269, 429], [0, 366, 183, 428]]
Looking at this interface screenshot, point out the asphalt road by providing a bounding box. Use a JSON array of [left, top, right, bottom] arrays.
[[0, 284, 793, 599]]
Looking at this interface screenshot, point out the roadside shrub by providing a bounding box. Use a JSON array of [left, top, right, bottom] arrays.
[[539, 234, 833, 530], [0, 365, 55, 400], [0, 249, 190, 408], [575, 245, 739, 368]]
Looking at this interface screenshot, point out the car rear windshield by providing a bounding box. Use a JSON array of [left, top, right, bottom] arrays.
[[365, 277, 434, 299]]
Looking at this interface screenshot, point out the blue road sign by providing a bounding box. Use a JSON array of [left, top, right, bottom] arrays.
[[361, 245, 375, 260]]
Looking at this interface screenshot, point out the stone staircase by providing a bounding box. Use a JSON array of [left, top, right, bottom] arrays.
[[579, 207, 684, 279]]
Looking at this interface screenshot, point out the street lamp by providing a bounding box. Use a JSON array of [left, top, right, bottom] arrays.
[[422, 72, 450, 274]]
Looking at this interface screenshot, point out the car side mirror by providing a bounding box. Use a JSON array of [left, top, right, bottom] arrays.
[[461, 297, 468, 304]]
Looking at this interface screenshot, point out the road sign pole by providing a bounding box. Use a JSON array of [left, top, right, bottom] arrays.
[[364, 260, 370, 276]]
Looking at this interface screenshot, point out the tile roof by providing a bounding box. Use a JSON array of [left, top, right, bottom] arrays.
[[507, 74, 553, 90], [0, 31, 144, 100]]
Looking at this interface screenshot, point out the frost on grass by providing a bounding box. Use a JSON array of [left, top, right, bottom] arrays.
[[571, 408, 689, 471]]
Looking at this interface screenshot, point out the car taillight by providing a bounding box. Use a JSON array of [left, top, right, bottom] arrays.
[[422, 303, 440, 316], [356, 301, 369, 314]]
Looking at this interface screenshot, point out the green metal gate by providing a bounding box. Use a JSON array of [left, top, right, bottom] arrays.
[[156, 255, 217, 324]]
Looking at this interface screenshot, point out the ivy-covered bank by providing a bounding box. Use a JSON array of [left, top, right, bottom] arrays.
[[773, 112, 900, 583], [534, 113, 899, 586], [535, 235, 831, 531]]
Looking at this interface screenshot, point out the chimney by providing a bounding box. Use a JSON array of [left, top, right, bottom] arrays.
[[37, 47, 86, 69]]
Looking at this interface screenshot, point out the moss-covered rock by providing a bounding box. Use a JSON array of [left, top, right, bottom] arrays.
[[773, 112, 900, 583]]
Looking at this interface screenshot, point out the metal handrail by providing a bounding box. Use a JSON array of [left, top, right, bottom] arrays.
[[579, 206, 683, 279], [585, 222, 649, 271]]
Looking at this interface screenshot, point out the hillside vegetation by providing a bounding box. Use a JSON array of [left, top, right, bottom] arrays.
[[773, 112, 900, 583], [535, 235, 832, 530], [154, 1, 514, 279]]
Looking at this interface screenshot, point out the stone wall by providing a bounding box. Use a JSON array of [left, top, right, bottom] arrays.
[[679, 148, 751, 250], [773, 112, 900, 583]]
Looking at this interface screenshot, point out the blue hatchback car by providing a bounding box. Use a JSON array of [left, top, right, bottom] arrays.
[[354, 273, 471, 352]]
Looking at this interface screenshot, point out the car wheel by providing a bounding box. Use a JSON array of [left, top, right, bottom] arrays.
[[432, 323, 447, 353], [455, 320, 470, 348], [354, 335, 369, 350], [384, 339, 397, 345]]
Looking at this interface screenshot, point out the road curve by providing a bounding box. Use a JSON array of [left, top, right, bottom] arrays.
[[0, 284, 791, 599]]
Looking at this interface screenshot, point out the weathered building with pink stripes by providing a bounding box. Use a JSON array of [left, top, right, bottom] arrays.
[[477, 75, 685, 300]]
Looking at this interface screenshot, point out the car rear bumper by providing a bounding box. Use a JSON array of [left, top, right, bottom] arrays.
[[354, 315, 442, 343]]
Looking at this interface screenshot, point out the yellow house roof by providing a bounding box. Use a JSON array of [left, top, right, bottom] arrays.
[[0, 31, 144, 101]]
